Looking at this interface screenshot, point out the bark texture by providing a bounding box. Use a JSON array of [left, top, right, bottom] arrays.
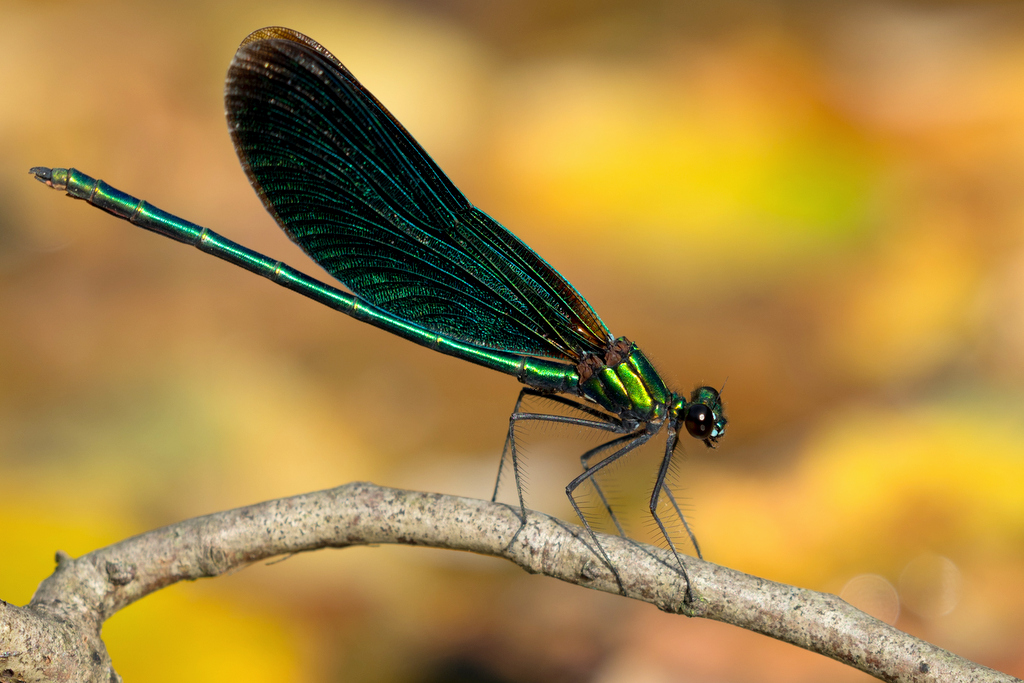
[[0, 483, 1018, 683]]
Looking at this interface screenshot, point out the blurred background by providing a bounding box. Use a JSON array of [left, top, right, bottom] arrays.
[[2, 0, 1023, 681]]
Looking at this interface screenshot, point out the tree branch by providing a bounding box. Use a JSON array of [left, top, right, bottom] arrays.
[[1, 482, 1018, 683]]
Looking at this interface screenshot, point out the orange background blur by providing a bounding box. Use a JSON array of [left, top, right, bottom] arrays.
[[2, 1, 1023, 681]]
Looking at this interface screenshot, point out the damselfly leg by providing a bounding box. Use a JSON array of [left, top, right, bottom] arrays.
[[578, 432, 642, 538], [494, 389, 639, 587], [564, 428, 654, 590], [649, 426, 701, 599]]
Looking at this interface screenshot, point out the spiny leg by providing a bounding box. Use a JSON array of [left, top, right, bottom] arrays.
[[566, 429, 654, 592], [495, 389, 627, 546], [579, 433, 640, 538], [492, 388, 532, 503], [493, 389, 617, 502], [648, 427, 698, 601], [661, 486, 702, 560]]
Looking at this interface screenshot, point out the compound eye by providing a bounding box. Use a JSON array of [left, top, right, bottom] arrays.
[[684, 404, 714, 439]]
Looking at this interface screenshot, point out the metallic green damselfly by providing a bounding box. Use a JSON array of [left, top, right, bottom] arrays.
[[32, 27, 726, 593]]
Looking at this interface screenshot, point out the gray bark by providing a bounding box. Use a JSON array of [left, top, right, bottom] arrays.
[[0, 482, 1018, 683]]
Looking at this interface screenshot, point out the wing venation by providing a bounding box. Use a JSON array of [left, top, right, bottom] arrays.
[[225, 27, 612, 360]]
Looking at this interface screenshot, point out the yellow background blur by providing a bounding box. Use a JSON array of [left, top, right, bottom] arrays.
[[2, 1, 1023, 681]]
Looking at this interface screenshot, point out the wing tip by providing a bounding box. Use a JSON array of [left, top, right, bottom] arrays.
[[238, 26, 346, 72]]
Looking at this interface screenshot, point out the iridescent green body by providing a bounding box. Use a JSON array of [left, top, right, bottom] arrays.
[[579, 339, 670, 421], [33, 166, 724, 444]]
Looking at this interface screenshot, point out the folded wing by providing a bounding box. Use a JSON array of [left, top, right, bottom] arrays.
[[225, 27, 612, 361]]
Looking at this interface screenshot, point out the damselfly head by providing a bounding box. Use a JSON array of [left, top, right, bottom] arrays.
[[679, 386, 727, 447]]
